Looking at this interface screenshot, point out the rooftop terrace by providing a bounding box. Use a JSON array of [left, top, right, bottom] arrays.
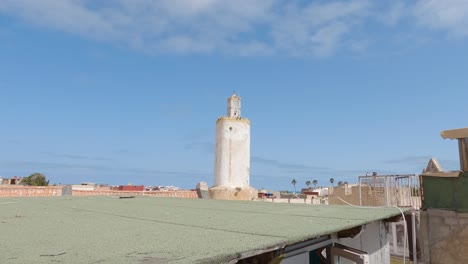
[[0, 196, 403, 263]]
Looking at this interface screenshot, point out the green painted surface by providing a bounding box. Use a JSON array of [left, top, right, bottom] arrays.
[[0, 196, 404, 263], [422, 172, 468, 211]]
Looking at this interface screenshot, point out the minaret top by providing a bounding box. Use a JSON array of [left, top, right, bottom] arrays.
[[227, 92, 241, 117]]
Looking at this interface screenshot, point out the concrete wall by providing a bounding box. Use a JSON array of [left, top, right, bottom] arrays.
[[337, 221, 390, 264], [328, 186, 361, 206], [0, 186, 198, 198], [71, 184, 96, 191], [0, 186, 63, 197], [420, 208, 468, 264], [72, 190, 199, 198], [281, 221, 391, 264], [329, 185, 418, 207], [214, 118, 250, 188]]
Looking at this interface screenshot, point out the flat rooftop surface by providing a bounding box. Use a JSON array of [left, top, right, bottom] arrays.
[[0, 196, 404, 263]]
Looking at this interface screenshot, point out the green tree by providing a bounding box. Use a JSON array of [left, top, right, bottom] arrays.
[[338, 181, 343, 186], [329, 178, 334, 187], [21, 173, 49, 186], [291, 179, 297, 193], [306, 180, 311, 188], [313, 179, 318, 187]]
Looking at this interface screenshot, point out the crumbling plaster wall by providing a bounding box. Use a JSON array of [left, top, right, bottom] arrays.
[[72, 190, 199, 198], [0, 186, 198, 198], [0, 186, 63, 197], [420, 208, 468, 264], [329, 186, 415, 207], [328, 186, 361, 206]]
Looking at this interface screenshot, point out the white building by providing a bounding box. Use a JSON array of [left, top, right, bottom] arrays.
[[210, 93, 256, 200]]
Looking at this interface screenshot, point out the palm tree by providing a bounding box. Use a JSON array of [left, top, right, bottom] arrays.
[[306, 180, 311, 189], [291, 179, 297, 193], [338, 181, 343, 186], [330, 178, 335, 187], [313, 179, 318, 187]]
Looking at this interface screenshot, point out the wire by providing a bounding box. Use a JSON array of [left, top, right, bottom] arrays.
[[330, 197, 410, 264]]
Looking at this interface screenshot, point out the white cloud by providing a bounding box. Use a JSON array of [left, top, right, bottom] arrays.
[[379, 1, 407, 26], [271, 0, 370, 56], [0, 0, 119, 39], [310, 22, 349, 56], [5, 0, 467, 56], [414, 0, 468, 37], [0, 0, 375, 56]]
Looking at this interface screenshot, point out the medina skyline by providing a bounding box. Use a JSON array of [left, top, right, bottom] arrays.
[[1, 1, 468, 190]]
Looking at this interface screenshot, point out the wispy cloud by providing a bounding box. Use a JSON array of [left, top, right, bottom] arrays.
[[251, 156, 327, 172], [0, 160, 206, 177], [3, 1, 468, 56], [42, 152, 112, 161], [414, 0, 468, 37], [383, 155, 432, 165], [378, 1, 408, 26], [118, 149, 130, 154], [381, 156, 459, 171], [271, 0, 370, 56], [0, 0, 376, 57]]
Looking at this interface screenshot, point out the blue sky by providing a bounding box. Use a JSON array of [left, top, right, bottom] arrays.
[[1, 0, 468, 191]]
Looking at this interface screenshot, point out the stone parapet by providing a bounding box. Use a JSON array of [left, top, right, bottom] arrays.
[[0, 186, 63, 197], [72, 190, 198, 199]]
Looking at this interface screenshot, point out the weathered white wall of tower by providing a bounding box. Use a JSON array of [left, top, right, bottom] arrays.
[[227, 95, 241, 117], [214, 118, 250, 188]]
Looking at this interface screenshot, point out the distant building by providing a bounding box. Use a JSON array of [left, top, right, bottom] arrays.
[[210, 93, 256, 200], [1, 176, 22, 185], [117, 185, 144, 191], [71, 182, 97, 191], [419, 127, 468, 263]]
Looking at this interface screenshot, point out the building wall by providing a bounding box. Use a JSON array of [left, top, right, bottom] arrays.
[[0, 186, 198, 198], [281, 221, 391, 264], [419, 172, 468, 263], [71, 184, 96, 191], [72, 190, 198, 198], [420, 208, 468, 264], [329, 185, 417, 207], [328, 186, 361, 206], [337, 221, 391, 264], [0, 186, 63, 197], [328, 186, 385, 206], [118, 185, 144, 191], [421, 172, 468, 211], [214, 118, 250, 188]]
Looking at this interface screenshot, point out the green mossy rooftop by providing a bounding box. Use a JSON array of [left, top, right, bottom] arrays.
[[0, 196, 404, 263]]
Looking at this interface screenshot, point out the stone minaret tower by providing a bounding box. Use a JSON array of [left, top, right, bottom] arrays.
[[210, 93, 256, 200]]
